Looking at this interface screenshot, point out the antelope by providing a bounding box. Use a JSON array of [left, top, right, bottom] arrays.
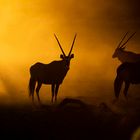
[[29, 34, 77, 104], [114, 61, 140, 99], [112, 32, 140, 63]]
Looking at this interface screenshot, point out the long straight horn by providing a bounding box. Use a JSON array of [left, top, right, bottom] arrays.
[[54, 34, 66, 56], [68, 34, 77, 56], [120, 32, 136, 48], [117, 32, 129, 48]]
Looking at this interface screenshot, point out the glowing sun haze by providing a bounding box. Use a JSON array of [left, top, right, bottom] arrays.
[[0, 0, 140, 103]]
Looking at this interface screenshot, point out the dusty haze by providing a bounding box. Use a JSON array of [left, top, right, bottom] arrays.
[[0, 0, 140, 104]]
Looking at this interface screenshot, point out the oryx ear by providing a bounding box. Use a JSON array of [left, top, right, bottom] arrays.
[[70, 54, 74, 58], [60, 54, 64, 59], [122, 46, 126, 50]]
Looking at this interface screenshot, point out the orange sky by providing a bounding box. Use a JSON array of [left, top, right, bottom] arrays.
[[0, 0, 140, 103]]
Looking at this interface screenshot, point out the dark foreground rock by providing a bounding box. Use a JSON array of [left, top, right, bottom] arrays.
[[0, 98, 139, 140]]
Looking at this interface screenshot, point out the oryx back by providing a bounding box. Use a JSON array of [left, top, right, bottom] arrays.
[[30, 61, 69, 84]]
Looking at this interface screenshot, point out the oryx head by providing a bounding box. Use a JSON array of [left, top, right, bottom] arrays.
[[54, 34, 77, 67], [112, 32, 136, 58]]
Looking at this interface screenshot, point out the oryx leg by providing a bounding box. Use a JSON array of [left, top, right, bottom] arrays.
[[123, 82, 130, 99], [32, 94, 34, 103], [55, 84, 60, 102], [36, 82, 42, 103], [51, 84, 55, 103]]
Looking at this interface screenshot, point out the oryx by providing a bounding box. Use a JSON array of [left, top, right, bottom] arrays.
[[112, 32, 140, 63], [29, 34, 77, 103], [114, 61, 140, 99]]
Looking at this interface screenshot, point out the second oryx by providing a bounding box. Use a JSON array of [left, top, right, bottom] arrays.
[[112, 32, 140, 63]]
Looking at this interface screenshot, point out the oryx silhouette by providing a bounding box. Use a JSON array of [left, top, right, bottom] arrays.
[[29, 34, 77, 104], [112, 32, 140, 63]]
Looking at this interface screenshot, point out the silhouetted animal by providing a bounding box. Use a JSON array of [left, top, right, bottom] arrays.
[[112, 32, 140, 63], [114, 62, 140, 99], [29, 34, 77, 103]]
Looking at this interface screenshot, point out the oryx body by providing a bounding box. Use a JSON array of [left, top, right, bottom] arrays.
[[113, 32, 140, 100], [29, 34, 76, 103], [114, 62, 140, 99]]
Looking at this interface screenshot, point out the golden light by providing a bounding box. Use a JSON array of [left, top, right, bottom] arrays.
[[0, 0, 139, 103]]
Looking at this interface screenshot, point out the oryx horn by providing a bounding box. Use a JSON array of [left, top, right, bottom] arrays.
[[120, 32, 136, 48], [54, 34, 66, 56], [117, 31, 129, 48], [68, 34, 77, 56]]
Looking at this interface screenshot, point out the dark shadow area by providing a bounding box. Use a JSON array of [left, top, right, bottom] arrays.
[[0, 97, 140, 140]]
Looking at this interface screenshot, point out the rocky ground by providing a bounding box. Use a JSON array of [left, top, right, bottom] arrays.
[[0, 97, 140, 140]]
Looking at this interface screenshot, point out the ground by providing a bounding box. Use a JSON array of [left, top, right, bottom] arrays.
[[0, 96, 140, 140]]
